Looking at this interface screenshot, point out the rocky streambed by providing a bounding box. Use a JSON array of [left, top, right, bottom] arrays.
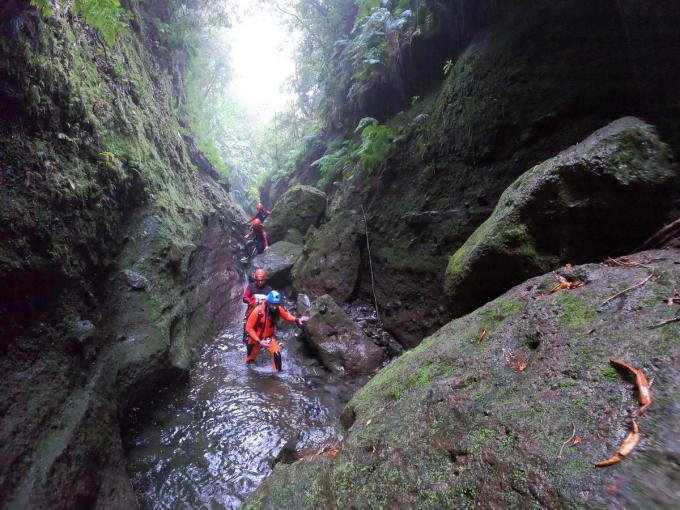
[[122, 295, 379, 509]]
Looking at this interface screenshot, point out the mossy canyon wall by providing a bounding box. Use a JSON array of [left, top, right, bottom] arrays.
[[0, 1, 243, 507]]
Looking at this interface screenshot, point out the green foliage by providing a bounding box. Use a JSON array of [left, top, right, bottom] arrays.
[[355, 0, 382, 19], [312, 117, 394, 187], [345, 8, 413, 103], [355, 117, 395, 172], [443, 59, 455, 75], [30, 0, 130, 45]]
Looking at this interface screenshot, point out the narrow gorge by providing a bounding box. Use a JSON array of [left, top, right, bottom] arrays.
[[1, 1, 679, 509]]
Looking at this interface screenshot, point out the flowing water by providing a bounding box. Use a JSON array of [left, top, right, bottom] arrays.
[[123, 301, 349, 509]]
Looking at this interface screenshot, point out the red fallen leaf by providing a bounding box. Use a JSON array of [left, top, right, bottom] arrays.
[[479, 327, 489, 343], [547, 276, 585, 294], [610, 359, 652, 417], [603, 256, 640, 267], [504, 350, 528, 372], [572, 436, 582, 446], [328, 447, 339, 457], [594, 420, 640, 467]]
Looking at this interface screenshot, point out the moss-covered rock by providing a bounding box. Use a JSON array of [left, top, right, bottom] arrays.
[[248, 249, 680, 508], [0, 4, 245, 509], [266, 185, 327, 243], [444, 117, 679, 316], [303, 294, 385, 376], [292, 210, 363, 303], [251, 241, 303, 289]]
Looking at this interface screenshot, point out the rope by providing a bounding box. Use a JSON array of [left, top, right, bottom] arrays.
[[361, 205, 381, 324]]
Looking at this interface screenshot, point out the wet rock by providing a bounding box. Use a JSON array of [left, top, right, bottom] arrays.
[[445, 117, 679, 315], [122, 269, 148, 291], [65, 319, 96, 351], [296, 293, 312, 316], [284, 228, 304, 245], [303, 295, 385, 375], [266, 185, 327, 243], [166, 243, 183, 270], [249, 249, 680, 508], [251, 241, 303, 288], [293, 210, 363, 303]]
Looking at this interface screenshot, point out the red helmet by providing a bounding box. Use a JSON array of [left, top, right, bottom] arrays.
[[256, 203, 264, 210], [254, 269, 267, 282], [251, 218, 263, 228]]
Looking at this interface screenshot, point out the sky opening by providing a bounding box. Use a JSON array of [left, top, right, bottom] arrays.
[[227, 2, 298, 121]]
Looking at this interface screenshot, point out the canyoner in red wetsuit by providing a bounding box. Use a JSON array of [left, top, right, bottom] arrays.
[[242, 268, 272, 344], [246, 218, 269, 254], [250, 203, 272, 223], [245, 290, 308, 371]]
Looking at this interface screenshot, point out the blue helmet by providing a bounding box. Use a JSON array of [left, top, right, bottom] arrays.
[[267, 290, 282, 305]]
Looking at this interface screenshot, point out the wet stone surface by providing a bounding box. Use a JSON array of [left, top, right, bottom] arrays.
[[123, 299, 355, 509]]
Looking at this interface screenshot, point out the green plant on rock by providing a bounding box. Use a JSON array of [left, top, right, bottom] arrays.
[[30, 0, 130, 45], [354, 117, 395, 173], [312, 117, 395, 187]]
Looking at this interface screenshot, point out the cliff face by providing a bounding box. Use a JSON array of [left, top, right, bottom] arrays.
[[0, 3, 243, 508], [269, 0, 680, 347]]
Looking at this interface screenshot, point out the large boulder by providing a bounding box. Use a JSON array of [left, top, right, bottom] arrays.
[[303, 295, 385, 375], [292, 210, 363, 303], [251, 241, 303, 288], [266, 185, 327, 243], [444, 117, 679, 315], [246, 249, 680, 508]]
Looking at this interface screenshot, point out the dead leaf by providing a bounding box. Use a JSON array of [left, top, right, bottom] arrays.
[[594, 420, 640, 467], [572, 436, 582, 446], [586, 328, 595, 335], [610, 359, 652, 416], [479, 327, 489, 343], [67, 177, 76, 190], [328, 447, 339, 458], [547, 275, 585, 295], [504, 350, 528, 372], [603, 256, 643, 268], [565, 262, 573, 269], [366, 419, 372, 426]]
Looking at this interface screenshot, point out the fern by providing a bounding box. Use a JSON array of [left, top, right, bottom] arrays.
[[313, 117, 394, 187], [30, 0, 129, 45]]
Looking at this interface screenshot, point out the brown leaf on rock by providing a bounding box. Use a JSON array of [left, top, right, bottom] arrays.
[[610, 359, 652, 417], [504, 350, 528, 372], [603, 256, 650, 268], [594, 420, 640, 467], [547, 275, 585, 295], [572, 436, 582, 446]]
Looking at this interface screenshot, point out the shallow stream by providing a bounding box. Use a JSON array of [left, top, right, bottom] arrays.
[[123, 301, 349, 509]]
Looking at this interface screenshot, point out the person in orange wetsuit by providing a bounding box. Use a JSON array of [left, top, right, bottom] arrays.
[[246, 218, 269, 254], [245, 290, 308, 371], [242, 268, 272, 344], [250, 202, 272, 223]]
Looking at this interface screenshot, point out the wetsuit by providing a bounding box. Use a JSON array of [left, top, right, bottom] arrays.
[[245, 302, 300, 371], [242, 282, 272, 343], [250, 208, 271, 223], [248, 226, 269, 254]]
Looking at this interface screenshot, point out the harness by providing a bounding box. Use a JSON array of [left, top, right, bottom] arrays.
[[252, 302, 279, 340]]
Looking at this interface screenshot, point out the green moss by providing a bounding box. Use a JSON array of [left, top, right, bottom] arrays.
[[557, 293, 598, 328], [600, 365, 619, 382]]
